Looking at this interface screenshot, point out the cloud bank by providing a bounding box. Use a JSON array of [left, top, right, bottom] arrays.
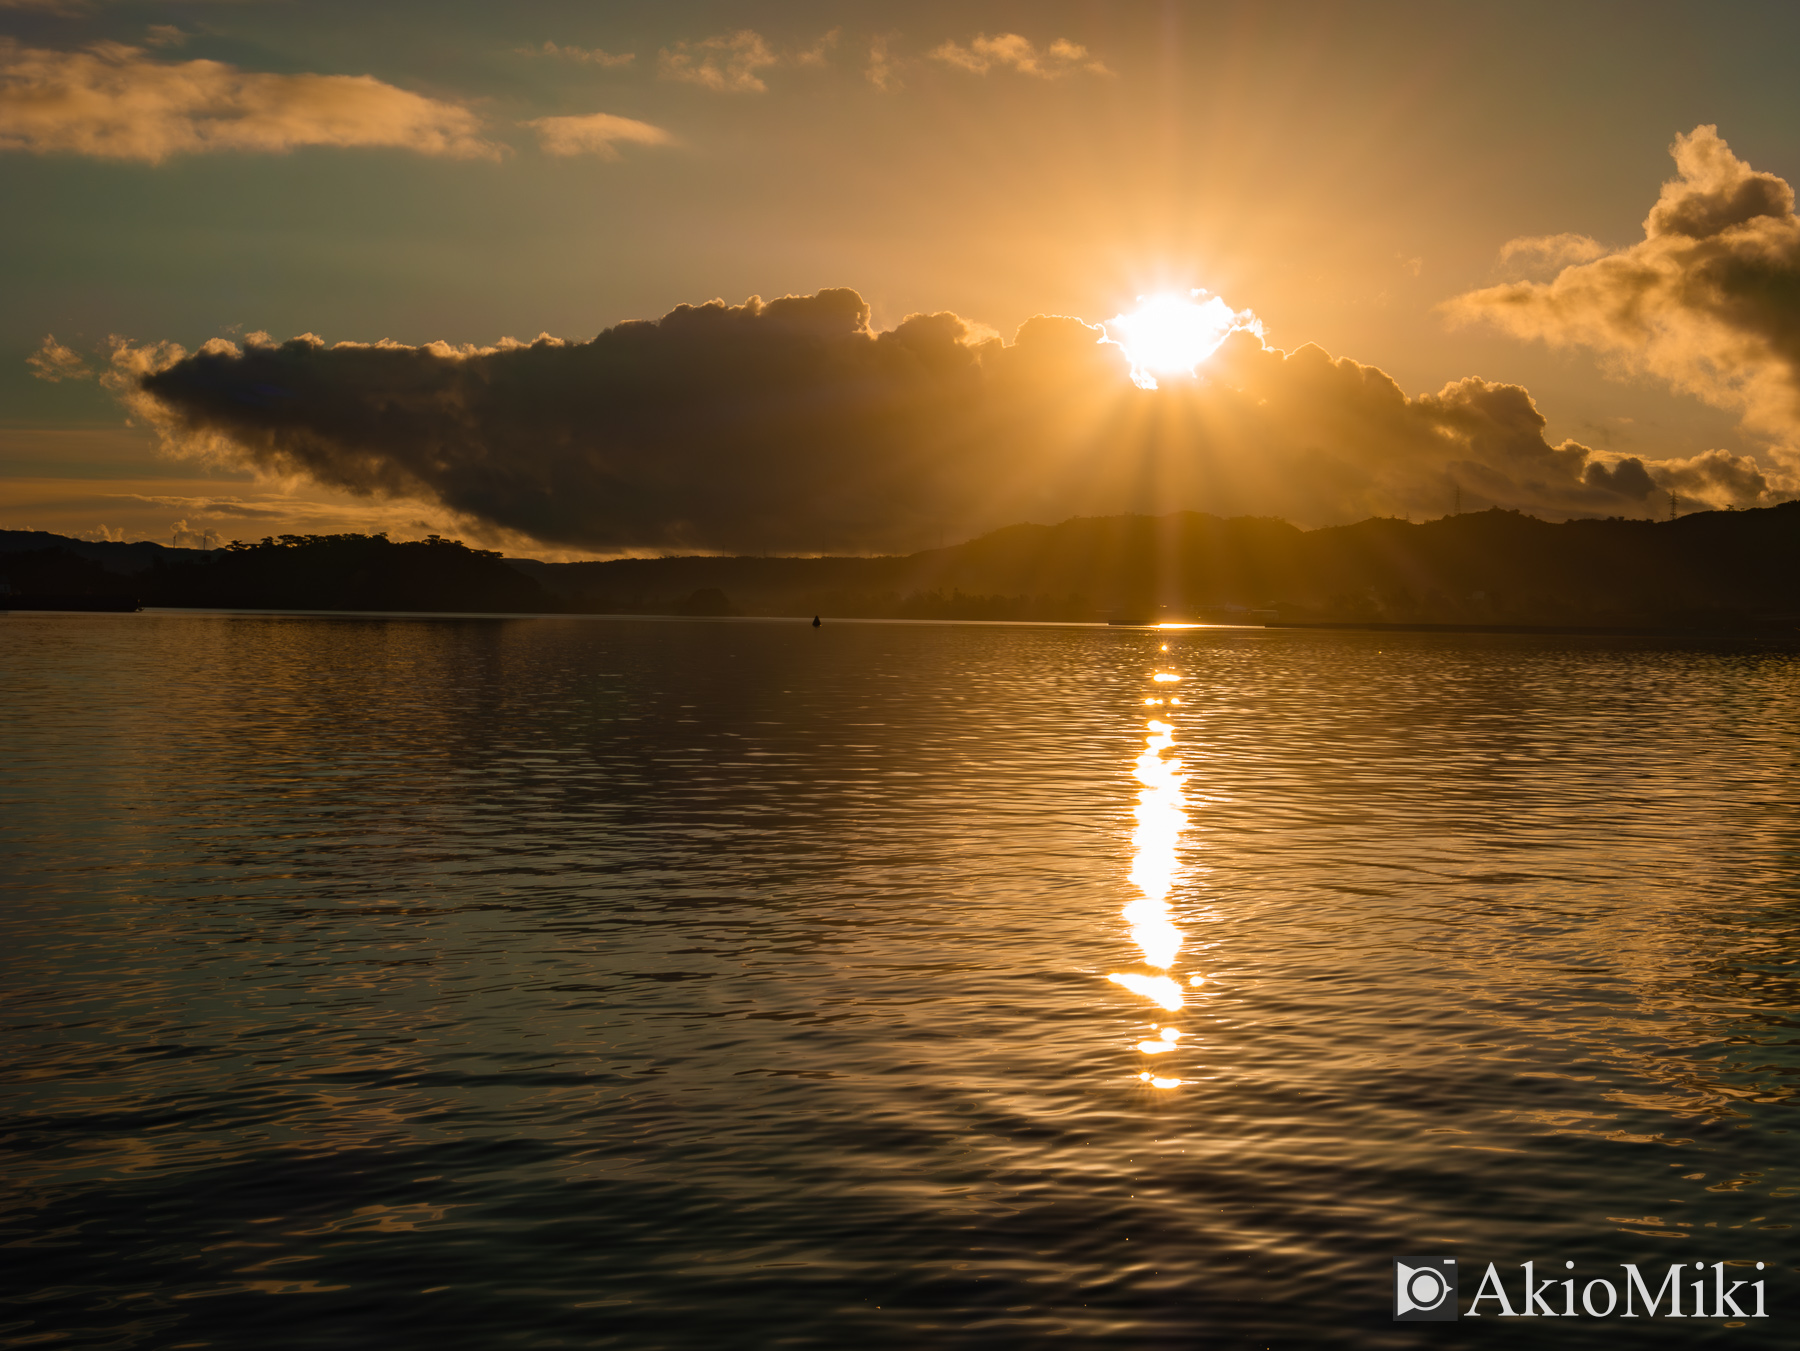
[[108, 287, 1777, 556], [0, 39, 496, 161], [1452, 126, 1800, 454]]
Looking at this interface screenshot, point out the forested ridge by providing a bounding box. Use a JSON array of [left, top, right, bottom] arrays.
[[5, 503, 1798, 631]]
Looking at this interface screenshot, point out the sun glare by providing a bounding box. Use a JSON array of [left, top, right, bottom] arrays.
[[1104, 290, 1260, 390]]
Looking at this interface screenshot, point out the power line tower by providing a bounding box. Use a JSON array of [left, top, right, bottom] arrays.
[[1669, 490, 1679, 522]]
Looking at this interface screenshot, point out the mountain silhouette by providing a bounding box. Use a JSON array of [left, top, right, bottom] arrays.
[[6, 506, 1797, 631]]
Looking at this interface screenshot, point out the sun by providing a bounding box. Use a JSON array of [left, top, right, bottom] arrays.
[[1104, 290, 1259, 390]]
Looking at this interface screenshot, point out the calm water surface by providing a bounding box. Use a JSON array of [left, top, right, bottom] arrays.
[[3, 613, 1797, 1349]]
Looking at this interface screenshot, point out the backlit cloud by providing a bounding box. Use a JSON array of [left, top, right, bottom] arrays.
[[525, 41, 635, 68], [1496, 232, 1608, 271], [126, 494, 298, 519], [524, 112, 672, 160], [659, 30, 778, 93], [929, 34, 1112, 79], [1450, 126, 1800, 455], [112, 491, 470, 540], [169, 519, 219, 548], [28, 334, 91, 381], [0, 39, 498, 162], [865, 34, 902, 91], [794, 29, 840, 68], [108, 288, 1780, 557]]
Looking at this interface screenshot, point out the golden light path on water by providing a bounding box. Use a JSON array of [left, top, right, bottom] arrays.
[[1107, 659, 1201, 1090]]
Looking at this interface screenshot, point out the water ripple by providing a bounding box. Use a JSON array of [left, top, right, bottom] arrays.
[[3, 614, 1797, 1348]]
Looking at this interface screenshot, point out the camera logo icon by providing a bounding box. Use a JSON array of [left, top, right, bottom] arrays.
[[1394, 1257, 1458, 1321]]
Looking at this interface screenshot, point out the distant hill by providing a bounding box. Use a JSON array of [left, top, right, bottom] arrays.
[[6, 507, 1798, 630], [3, 533, 554, 614], [516, 505, 1800, 630], [0, 529, 208, 575]]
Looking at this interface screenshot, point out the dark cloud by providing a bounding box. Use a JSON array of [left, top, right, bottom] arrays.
[[1450, 126, 1800, 472], [1583, 456, 1655, 497], [116, 288, 1777, 556]]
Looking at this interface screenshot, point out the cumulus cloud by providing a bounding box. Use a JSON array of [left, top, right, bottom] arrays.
[[170, 518, 220, 548], [929, 34, 1112, 78], [524, 112, 672, 160], [525, 41, 634, 68], [1450, 126, 1800, 457], [659, 30, 778, 93], [109, 288, 1781, 556], [0, 39, 498, 162], [28, 334, 91, 381]]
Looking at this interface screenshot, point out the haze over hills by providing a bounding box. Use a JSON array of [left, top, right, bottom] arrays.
[[5, 505, 1798, 631]]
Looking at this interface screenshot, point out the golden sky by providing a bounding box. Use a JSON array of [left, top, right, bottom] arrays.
[[4, 1, 1799, 555]]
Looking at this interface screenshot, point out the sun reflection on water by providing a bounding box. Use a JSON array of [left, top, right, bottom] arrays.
[[1107, 667, 1200, 1089], [1106, 970, 1185, 1009], [1125, 718, 1185, 969]]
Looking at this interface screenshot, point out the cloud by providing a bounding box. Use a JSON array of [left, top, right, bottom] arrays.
[[1648, 447, 1774, 503], [865, 34, 902, 91], [111, 288, 1784, 556], [795, 29, 840, 68], [1496, 232, 1608, 271], [524, 112, 672, 160], [0, 39, 499, 162], [169, 518, 219, 548], [929, 34, 1112, 79], [659, 30, 778, 93], [524, 42, 634, 68], [118, 493, 319, 520], [143, 25, 186, 49], [1449, 126, 1800, 458], [105, 490, 474, 539], [28, 334, 91, 381]]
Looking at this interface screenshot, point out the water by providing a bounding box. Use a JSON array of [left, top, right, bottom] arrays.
[[3, 612, 1796, 1349]]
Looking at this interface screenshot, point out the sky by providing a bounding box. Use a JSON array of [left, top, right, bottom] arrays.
[[4, 0, 1800, 556]]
